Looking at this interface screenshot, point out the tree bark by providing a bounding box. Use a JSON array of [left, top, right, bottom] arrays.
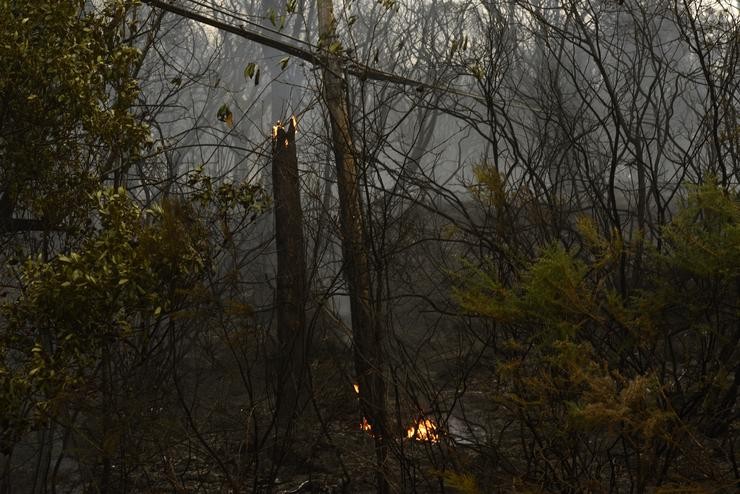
[[271, 117, 309, 431], [317, 2, 390, 493]]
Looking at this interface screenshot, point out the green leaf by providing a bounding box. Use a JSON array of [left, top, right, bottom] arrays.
[[329, 41, 343, 54], [217, 104, 234, 127], [244, 62, 257, 79], [217, 104, 231, 122]]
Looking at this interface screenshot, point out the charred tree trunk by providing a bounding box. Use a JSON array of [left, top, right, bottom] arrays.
[[317, 2, 390, 492], [271, 117, 309, 431]]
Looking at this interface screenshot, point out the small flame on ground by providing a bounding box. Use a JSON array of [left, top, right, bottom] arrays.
[[407, 418, 440, 443], [360, 417, 372, 432], [353, 383, 360, 394]]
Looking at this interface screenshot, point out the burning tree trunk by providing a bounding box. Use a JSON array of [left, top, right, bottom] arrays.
[[317, 2, 390, 492], [271, 117, 309, 430]]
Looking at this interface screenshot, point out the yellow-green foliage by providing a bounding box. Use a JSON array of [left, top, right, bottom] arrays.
[[0, 1, 150, 453], [662, 182, 740, 278], [455, 182, 740, 490], [471, 164, 506, 212], [0, 0, 146, 226], [1, 189, 207, 445], [441, 471, 481, 494]]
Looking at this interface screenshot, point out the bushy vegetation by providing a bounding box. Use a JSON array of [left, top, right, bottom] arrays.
[[1, 0, 737, 492], [454, 180, 739, 491]]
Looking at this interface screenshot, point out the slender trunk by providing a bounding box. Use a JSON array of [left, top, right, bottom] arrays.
[[100, 342, 112, 494], [317, 2, 390, 492]]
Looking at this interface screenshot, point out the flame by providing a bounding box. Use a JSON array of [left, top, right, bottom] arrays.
[[272, 116, 297, 146], [355, 382, 369, 433], [406, 418, 440, 443]]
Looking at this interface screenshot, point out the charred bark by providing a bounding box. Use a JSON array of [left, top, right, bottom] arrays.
[[271, 117, 309, 430], [317, 2, 390, 493]]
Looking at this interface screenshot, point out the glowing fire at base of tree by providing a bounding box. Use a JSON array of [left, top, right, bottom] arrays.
[[406, 418, 440, 443], [354, 384, 372, 432], [357, 416, 440, 443], [353, 382, 439, 442], [360, 417, 372, 432]]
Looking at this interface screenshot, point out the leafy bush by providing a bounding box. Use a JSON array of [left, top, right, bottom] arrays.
[[456, 182, 739, 492]]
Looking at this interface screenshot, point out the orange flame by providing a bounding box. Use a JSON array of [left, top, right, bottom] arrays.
[[406, 418, 440, 443], [272, 116, 297, 147], [356, 384, 371, 433]]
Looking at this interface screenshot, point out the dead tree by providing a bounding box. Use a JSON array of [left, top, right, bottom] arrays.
[[271, 117, 309, 432]]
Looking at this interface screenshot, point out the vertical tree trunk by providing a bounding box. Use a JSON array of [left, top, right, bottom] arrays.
[[271, 117, 309, 431], [316, 2, 390, 492], [100, 341, 113, 494]]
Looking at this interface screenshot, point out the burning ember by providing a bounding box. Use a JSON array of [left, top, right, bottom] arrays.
[[406, 418, 440, 443], [271, 116, 298, 148], [360, 417, 372, 432], [353, 383, 360, 394]]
